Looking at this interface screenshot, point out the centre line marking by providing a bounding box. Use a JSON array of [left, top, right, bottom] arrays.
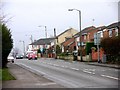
[[101, 74, 119, 80], [83, 70, 92, 74], [71, 68, 79, 71]]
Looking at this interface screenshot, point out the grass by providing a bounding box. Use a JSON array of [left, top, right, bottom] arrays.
[[0, 68, 16, 81]]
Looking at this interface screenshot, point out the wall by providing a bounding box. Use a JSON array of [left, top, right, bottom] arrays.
[[91, 48, 104, 61]]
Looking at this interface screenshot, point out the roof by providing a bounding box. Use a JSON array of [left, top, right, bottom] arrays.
[[106, 21, 120, 29], [95, 26, 106, 31], [30, 38, 55, 45], [74, 26, 96, 37], [98, 22, 120, 31], [57, 28, 78, 37]]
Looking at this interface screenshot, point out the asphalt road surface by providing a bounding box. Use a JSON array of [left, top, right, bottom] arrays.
[[14, 58, 119, 88]]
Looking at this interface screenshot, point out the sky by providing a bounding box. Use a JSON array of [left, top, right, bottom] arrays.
[[2, 0, 119, 54]]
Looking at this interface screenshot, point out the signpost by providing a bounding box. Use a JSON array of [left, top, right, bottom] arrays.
[[94, 33, 101, 63]]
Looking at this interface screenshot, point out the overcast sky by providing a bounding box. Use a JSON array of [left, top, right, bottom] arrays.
[[2, 0, 119, 54]]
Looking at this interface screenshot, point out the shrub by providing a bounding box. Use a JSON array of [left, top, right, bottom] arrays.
[[101, 36, 120, 63]]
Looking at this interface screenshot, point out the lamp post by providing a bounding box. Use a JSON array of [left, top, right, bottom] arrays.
[[38, 25, 47, 38], [19, 40, 25, 58], [68, 9, 83, 62], [38, 25, 48, 57]]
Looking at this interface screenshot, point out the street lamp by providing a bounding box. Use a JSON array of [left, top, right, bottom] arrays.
[[38, 25, 48, 57], [68, 8, 83, 62], [38, 25, 47, 38], [19, 40, 25, 58]]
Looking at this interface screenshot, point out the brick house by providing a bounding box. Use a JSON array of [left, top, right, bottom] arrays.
[[75, 26, 96, 50], [91, 22, 120, 61], [61, 26, 97, 54], [61, 26, 107, 57], [97, 22, 120, 39], [61, 37, 76, 53]]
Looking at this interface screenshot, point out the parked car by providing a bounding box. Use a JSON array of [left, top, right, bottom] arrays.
[[7, 55, 14, 63], [28, 53, 37, 60], [26, 51, 34, 58], [16, 54, 24, 59]]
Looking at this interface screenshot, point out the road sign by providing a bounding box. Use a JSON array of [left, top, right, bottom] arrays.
[[94, 33, 101, 45], [94, 32, 101, 63]]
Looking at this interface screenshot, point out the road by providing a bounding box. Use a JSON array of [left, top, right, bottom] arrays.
[[14, 58, 119, 88]]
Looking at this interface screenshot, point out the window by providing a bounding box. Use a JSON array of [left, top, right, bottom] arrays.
[[109, 30, 112, 37], [100, 31, 103, 38], [84, 35, 87, 40], [115, 28, 118, 36]]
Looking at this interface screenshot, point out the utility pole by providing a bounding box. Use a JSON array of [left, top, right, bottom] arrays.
[[54, 28, 57, 59]]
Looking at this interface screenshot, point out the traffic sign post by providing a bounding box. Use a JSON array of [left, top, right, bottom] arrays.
[[94, 33, 101, 63]]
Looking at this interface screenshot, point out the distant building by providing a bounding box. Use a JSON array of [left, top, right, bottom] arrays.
[[28, 28, 78, 57], [29, 38, 55, 52], [56, 28, 78, 45]]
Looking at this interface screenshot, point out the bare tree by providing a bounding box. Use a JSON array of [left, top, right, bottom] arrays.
[[0, 1, 13, 24]]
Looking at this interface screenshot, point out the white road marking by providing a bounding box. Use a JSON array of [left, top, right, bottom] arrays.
[[61, 66, 65, 68], [92, 73, 95, 75], [101, 74, 119, 80], [83, 70, 95, 75], [53, 64, 59, 67], [101, 70, 106, 71], [47, 63, 52, 65], [64, 66, 68, 68], [35, 82, 56, 86], [71, 68, 79, 71], [83, 70, 92, 74], [89, 69, 95, 71], [84, 69, 95, 71]]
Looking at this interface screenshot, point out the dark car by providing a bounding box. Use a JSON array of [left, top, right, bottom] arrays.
[[16, 54, 23, 59]]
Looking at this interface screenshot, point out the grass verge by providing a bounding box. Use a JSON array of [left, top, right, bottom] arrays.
[[0, 68, 16, 81]]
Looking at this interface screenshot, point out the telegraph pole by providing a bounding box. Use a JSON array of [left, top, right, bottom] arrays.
[[54, 28, 57, 59]]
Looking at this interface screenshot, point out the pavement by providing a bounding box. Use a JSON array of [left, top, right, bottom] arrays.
[[87, 62, 120, 69], [2, 60, 119, 89], [2, 63, 65, 88]]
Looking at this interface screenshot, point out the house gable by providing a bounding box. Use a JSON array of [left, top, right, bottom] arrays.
[[57, 28, 78, 45]]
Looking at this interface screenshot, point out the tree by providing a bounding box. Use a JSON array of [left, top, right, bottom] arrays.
[[101, 37, 120, 55], [0, 24, 2, 68], [56, 45, 61, 55], [2, 24, 13, 68], [85, 42, 96, 55]]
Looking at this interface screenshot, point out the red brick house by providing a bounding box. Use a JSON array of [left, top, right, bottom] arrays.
[[61, 26, 97, 54], [61, 26, 106, 57], [97, 22, 120, 39], [61, 37, 76, 53], [91, 22, 120, 61]]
